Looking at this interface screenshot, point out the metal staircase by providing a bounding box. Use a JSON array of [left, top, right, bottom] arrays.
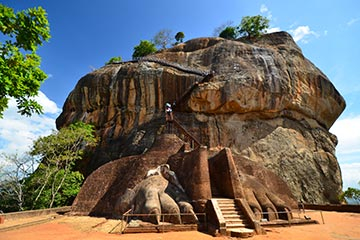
[[170, 116, 201, 149]]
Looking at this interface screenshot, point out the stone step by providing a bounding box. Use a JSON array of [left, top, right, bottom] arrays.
[[228, 228, 255, 238], [225, 218, 247, 223], [218, 203, 238, 207], [216, 199, 236, 203], [223, 212, 243, 217], [212, 198, 255, 235], [218, 204, 238, 209], [225, 222, 247, 228], [223, 212, 245, 218], [220, 208, 242, 213], [218, 203, 237, 206], [223, 214, 246, 220], [217, 200, 236, 204], [225, 219, 247, 227], [218, 204, 237, 208], [218, 203, 237, 207]]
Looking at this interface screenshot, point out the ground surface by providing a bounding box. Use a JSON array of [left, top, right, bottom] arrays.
[[0, 211, 359, 240]]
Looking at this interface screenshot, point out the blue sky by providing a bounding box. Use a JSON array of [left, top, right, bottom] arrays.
[[1, 0, 359, 190]]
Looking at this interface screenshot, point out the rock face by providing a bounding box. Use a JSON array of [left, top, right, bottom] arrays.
[[57, 32, 345, 204], [71, 134, 185, 217], [72, 134, 295, 220]]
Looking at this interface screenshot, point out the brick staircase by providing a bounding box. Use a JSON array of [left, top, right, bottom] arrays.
[[214, 198, 255, 238]]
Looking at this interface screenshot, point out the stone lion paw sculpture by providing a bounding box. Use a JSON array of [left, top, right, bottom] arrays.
[[241, 174, 292, 221], [168, 146, 294, 222], [116, 164, 197, 225]]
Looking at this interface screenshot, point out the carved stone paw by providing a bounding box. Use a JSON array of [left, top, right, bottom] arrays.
[[242, 175, 292, 221], [116, 175, 197, 224]]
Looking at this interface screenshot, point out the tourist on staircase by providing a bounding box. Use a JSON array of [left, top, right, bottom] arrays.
[[165, 102, 173, 133]]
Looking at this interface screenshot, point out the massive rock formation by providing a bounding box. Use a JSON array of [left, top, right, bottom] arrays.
[[72, 134, 295, 221], [57, 31, 345, 204]]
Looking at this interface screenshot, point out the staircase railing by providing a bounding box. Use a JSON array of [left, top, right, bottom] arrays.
[[235, 198, 265, 235], [120, 211, 206, 234], [140, 56, 210, 76], [112, 56, 210, 150], [170, 116, 201, 149]]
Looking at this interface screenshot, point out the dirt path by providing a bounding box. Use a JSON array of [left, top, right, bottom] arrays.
[[1, 211, 359, 240], [253, 211, 360, 240]]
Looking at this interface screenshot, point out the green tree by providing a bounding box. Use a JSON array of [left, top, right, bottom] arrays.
[[54, 170, 83, 206], [132, 40, 157, 59], [0, 4, 51, 117], [339, 182, 360, 204], [174, 31, 185, 44], [153, 29, 172, 49], [238, 15, 269, 38], [219, 26, 238, 39], [25, 122, 97, 209], [105, 56, 122, 65], [213, 20, 234, 37]]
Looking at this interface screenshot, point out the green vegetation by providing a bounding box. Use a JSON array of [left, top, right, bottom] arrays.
[[27, 122, 97, 209], [175, 31, 185, 44], [239, 15, 270, 38], [0, 4, 50, 117], [132, 40, 157, 59], [0, 122, 97, 212], [217, 15, 269, 40], [219, 26, 238, 40], [213, 20, 234, 37], [106, 56, 122, 65], [339, 182, 360, 204], [128, 15, 268, 60]]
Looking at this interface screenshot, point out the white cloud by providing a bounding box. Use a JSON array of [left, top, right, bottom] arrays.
[[267, 27, 281, 33], [330, 115, 360, 156], [260, 4, 268, 13], [330, 115, 360, 189], [289, 26, 319, 43], [259, 4, 279, 34], [0, 92, 60, 155], [259, 4, 272, 20], [347, 18, 360, 26], [340, 162, 360, 189], [34, 91, 61, 114]]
